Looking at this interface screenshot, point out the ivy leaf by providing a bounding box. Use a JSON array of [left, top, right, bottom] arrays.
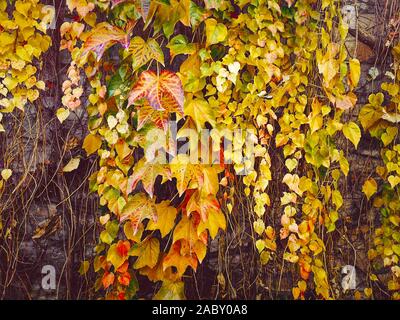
[[130, 237, 160, 269], [186, 191, 220, 222], [128, 70, 184, 114], [56, 107, 70, 123], [362, 178, 377, 200], [197, 207, 226, 239], [166, 35, 196, 61], [184, 98, 215, 131], [102, 272, 115, 289], [126, 36, 164, 72], [343, 121, 361, 149], [335, 93, 357, 110], [127, 158, 171, 198], [203, 0, 224, 10], [382, 109, 400, 123], [154, 280, 185, 300], [63, 157, 80, 172], [78, 261, 90, 275], [107, 240, 130, 269], [120, 193, 157, 231], [381, 126, 398, 146], [136, 104, 169, 131], [349, 58, 361, 88], [82, 22, 133, 60], [83, 133, 102, 155], [204, 18, 227, 47], [173, 215, 199, 244], [359, 104, 383, 130], [170, 154, 204, 196], [66, 0, 95, 18], [189, 1, 210, 28], [147, 201, 177, 237], [163, 241, 198, 275]]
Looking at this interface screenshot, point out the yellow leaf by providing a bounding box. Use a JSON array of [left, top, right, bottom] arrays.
[[83, 134, 102, 155], [78, 260, 90, 275], [130, 237, 160, 269], [36, 80, 46, 90], [381, 127, 398, 146], [362, 178, 377, 200], [388, 175, 400, 188], [147, 201, 177, 237], [332, 190, 343, 209], [292, 287, 300, 300], [63, 157, 80, 172], [205, 18, 227, 47], [285, 158, 298, 172], [184, 98, 215, 131], [253, 219, 265, 236], [126, 36, 164, 71], [343, 121, 361, 149], [107, 241, 129, 269], [349, 58, 361, 88], [56, 107, 70, 123], [1, 169, 12, 181], [15, 1, 31, 17], [197, 208, 226, 239]]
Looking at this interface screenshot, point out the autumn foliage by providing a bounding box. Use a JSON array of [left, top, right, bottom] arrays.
[[0, 0, 400, 300]]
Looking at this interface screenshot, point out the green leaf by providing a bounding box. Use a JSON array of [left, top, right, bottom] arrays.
[[392, 244, 400, 256], [343, 121, 361, 149], [78, 261, 90, 275], [154, 280, 185, 300], [166, 35, 196, 61], [205, 18, 227, 47]]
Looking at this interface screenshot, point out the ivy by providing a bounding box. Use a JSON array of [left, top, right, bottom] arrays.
[[1, 0, 399, 301]]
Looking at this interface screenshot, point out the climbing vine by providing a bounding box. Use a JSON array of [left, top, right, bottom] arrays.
[[0, 0, 52, 188], [1, 0, 400, 300], [360, 43, 400, 300]]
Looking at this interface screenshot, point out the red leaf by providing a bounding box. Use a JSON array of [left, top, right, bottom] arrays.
[[116, 240, 130, 257], [118, 272, 131, 286], [128, 70, 184, 114]]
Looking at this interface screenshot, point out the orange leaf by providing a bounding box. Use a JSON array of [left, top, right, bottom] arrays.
[[136, 104, 169, 131], [186, 191, 220, 221], [173, 214, 199, 244], [163, 241, 198, 276], [118, 272, 131, 286], [82, 22, 133, 60], [102, 271, 115, 289], [128, 70, 184, 114]]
